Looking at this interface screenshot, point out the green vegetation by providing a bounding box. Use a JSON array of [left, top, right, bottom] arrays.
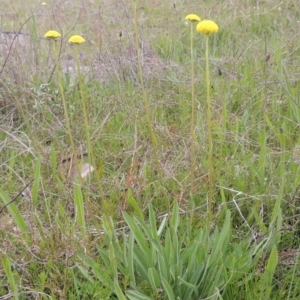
[[1, 0, 300, 299]]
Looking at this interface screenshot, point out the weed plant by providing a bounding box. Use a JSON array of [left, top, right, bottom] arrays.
[[1, 0, 300, 299]]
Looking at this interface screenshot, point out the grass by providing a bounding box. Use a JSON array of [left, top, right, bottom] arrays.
[[1, 0, 300, 299]]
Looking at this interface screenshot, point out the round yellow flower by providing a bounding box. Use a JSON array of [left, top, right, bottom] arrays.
[[41, 2, 47, 5], [44, 30, 61, 39], [68, 35, 85, 44], [185, 14, 201, 22], [196, 20, 219, 34]]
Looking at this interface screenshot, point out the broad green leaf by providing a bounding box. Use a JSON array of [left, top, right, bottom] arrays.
[[178, 276, 198, 290], [126, 290, 152, 300], [123, 212, 150, 258], [128, 188, 143, 219], [263, 245, 279, 298], [157, 249, 169, 280], [114, 279, 126, 300], [266, 245, 278, 276], [109, 242, 118, 278], [149, 204, 158, 240], [210, 210, 231, 262], [148, 267, 161, 293], [97, 245, 110, 268], [133, 247, 151, 279], [128, 232, 136, 285], [162, 277, 175, 300]]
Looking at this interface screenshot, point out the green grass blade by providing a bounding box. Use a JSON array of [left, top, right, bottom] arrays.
[[126, 290, 152, 300], [170, 201, 179, 231], [127, 188, 143, 219], [73, 184, 86, 236], [263, 245, 278, 299], [1, 254, 19, 300], [32, 156, 41, 209], [0, 189, 28, 234], [162, 277, 175, 300]]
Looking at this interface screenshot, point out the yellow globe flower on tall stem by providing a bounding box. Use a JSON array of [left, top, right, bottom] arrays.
[[196, 20, 219, 220], [44, 30, 60, 39], [68, 35, 85, 44], [185, 14, 201, 194], [68, 35, 104, 199]]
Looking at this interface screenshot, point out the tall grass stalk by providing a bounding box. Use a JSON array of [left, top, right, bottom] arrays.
[[133, 0, 168, 210], [185, 16, 200, 194], [133, 0, 157, 151]]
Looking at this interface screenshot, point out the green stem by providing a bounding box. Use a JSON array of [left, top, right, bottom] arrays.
[[205, 34, 213, 218], [53, 40, 82, 185], [75, 45, 104, 199], [190, 23, 197, 195]]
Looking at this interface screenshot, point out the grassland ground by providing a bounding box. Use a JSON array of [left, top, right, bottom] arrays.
[[1, 0, 300, 299]]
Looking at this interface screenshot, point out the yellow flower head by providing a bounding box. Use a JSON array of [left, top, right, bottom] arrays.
[[185, 14, 201, 22], [68, 35, 85, 44], [44, 30, 61, 39], [196, 20, 219, 34], [41, 2, 47, 5]]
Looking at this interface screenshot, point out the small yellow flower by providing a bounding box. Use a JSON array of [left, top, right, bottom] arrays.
[[196, 20, 219, 34], [44, 30, 61, 39], [68, 35, 85, 44], [41, 2, 47, 5], [185, 14, 201, 22]]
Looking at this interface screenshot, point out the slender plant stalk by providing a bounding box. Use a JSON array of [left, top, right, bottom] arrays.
[[205, 35, 213, 218], [52, 40, 82, 185], [74, 46, 104, 199], [133, 0, 168, 210], [190, 23, 196, 194], [133, 1, 158, 157]]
